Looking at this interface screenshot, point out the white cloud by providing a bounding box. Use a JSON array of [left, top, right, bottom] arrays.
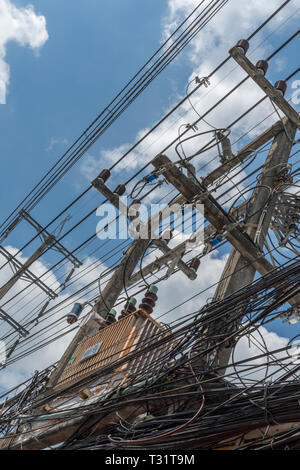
[[46, 137, 69, 153], [0, 248, 101, 391], [154, 250, 229, 324], [0, 0, 48, 104], [0, 242, 135, 392], [0, 245, 64, 388]]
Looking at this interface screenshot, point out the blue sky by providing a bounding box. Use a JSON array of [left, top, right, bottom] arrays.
[[0, 0, 299, 391], [0, 1, 168, 214]]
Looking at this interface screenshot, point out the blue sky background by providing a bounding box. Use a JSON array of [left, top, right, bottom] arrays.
[[0, 0, 188, 261], [0, 0, 168, 208]]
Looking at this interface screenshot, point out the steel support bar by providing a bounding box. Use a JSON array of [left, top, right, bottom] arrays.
[[152, 238, 196, 280], [229, 46, 300, 129], [21, 211, 82, 268], [91, 176, 197, 280], [0, 246, 57, 299], [0, 307, 28, 337], [0, 236, 55, 303]]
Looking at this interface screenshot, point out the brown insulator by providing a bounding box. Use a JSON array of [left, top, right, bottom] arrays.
[[274, 80, 287, 96], [98, 169, 111, 182], [118, 297, 137, 320], [256, 60, 268, 76], [139, 291, 157, 315], [139, 285, 158, 314], [236, 39, 249, 54], [113, 184, 126, 196]]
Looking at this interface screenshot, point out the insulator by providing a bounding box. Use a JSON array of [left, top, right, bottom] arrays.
[[161, 230, 173, 244], [97, 169, 111, 183], [106, 308, 117, 324], [67, 302, 84, 323], [235, 39, 249, 55], [149, 285, 158, 295], [139, 285, 158, 314], [119, 297, 137, 319], [256, 60, 268, 76], [190, 257, 200, 272], [113, 184, 126, 196], [274, 80, 287, 96]]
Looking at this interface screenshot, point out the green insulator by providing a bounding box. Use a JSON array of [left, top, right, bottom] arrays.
[[109, 308, 117, 317], [129, 297, 137, 306]]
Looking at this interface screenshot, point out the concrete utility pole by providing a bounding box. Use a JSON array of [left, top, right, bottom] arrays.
[[210, 118, 297, 369], [201, 41, 300, 370], [45, 237, 150, 391], [44, 40, 300, 392], [149, 127, 300, 386], [151, 119, 299, 366]]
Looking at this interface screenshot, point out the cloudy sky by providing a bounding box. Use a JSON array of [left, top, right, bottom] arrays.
[[0, 0, 299, 393]]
